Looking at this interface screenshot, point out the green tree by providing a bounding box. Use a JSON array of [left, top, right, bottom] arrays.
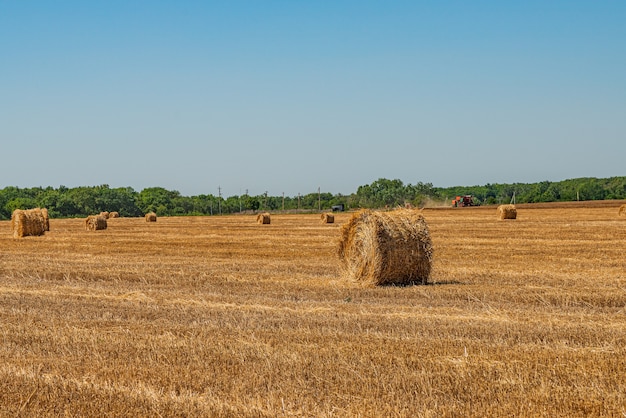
[[5, 197, 37, 213], [137, 187, 181, 215], [243, 195, 260, 211]]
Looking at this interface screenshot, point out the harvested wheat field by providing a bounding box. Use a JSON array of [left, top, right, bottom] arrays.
[[1, 201, 625, 417]]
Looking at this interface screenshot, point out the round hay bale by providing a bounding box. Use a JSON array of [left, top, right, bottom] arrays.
[[321, 213, 335, 224], [85, 215, 107, 231], [337, 209, 433, 286], [257, 212, 271, 224], [41, 208, 50, 231], [619, 204, 626, 217], [99, 211, 110, 219], [145, 212, 157, 222], [497, 204, 517, 220], [109, 211, 120, 218], [11, 208, 47, 238]]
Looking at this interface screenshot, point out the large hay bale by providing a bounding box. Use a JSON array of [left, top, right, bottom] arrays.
[[497, 204, 517, 220], [11, 208, 47, 238], [109, 211, 120, 218], [145, 212, 157, 222], [257, 212, 271, 224], [85, 215, 107, 231], [99, 211, 110, 219], [321, 213, 335, 224], [619, 204, 626, 217], [337, 209, 433, 286]]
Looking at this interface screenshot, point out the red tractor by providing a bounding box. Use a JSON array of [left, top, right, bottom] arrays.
[[452, 195, 479, 207]]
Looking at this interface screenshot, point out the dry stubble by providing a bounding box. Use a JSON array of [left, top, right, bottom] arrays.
[[0, 201, 625, 417]]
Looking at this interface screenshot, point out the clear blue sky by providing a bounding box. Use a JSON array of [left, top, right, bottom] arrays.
[[1, 1, 624, 197]]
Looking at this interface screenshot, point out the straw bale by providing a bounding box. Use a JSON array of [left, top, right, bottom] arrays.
[[11, 208, 47, 238], [41, 208, 50, 231], [145, 212, 157, 222], [337, 209, 433, 286], [619, 204, 626, 217], [257, 212, 271, 224], [321, 213, 335, 224], [109, 211, 120, 218], [99, 211, 110, 219], [85, 215, 107, 231], [497, 204, 517, 220]]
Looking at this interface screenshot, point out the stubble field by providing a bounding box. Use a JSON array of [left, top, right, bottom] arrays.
[[1, 201, 625, 417]]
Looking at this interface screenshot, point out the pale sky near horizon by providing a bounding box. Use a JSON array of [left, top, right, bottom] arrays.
[[1, 1, 624, 197]]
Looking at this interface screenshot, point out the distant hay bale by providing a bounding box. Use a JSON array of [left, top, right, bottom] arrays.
[[337, 209, 433, 286], [619, 204, 626, 217], [41, 208, 50, 231], [85, 215, 107, 231], [321, 213, 334, 224], [497, 204, 517, 220], [99, 211, 110, 219], [11, 208, 47, 238], [257, 212, 271, 224], [145, 212, 157, 222], [109, 211, 119, 218]]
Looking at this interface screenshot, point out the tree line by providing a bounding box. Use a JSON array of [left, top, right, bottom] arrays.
[[0, 185, 348, 220], [1, 176, 625, 220]]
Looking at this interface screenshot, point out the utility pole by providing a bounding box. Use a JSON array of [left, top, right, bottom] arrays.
[[218, 186, 222, 215], [282, 192, 285, 211], [318, 187, 321, 211], [298, 193, 300, 211]]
